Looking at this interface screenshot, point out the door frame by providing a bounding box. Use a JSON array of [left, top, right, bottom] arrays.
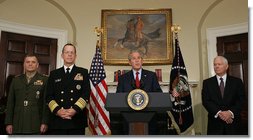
[[0, 19, 68, 68], [206, 22, 248, 77]]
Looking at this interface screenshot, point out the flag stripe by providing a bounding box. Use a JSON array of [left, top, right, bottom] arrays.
[[88, 47, 110, 135], [90, 84, 110, 127], [95, 84, 106, 104], [89, 84, 110, 135]]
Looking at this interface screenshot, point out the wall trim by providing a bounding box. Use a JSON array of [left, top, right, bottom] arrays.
[[206, 22, 248, 76], [0, 19, 68, 68]]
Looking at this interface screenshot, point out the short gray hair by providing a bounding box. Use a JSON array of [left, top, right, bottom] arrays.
[[214, 56, 228, 65], [128, 50, 144, 60]]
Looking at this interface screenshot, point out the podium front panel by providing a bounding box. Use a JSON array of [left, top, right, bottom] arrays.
[[105, 92, 172, 113]]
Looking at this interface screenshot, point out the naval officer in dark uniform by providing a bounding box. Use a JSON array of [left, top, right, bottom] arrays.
[[46, 43, 90, 135], [5, 54, 49, 134]]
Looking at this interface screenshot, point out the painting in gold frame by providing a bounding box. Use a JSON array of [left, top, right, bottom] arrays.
[[101, 9, 173, 65]]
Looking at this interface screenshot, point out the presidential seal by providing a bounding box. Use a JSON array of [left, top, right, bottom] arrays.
[[127, 89, 149, 111]]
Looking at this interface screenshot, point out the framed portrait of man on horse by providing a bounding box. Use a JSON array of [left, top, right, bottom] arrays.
[[101, 9, 173, 65]]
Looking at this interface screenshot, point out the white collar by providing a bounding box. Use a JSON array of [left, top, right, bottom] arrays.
[[64, 64, 74, 72]]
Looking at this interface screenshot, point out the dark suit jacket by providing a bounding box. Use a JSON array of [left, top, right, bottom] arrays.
[[115, 69, 163, 135], [202, 75, 245, 135], [46, 65, 90, 130], [116, 69, 162, 93]]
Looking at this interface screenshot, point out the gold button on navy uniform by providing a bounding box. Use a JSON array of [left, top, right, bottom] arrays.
[[61, 99, 64, 102], [70, 98, 73, 101], [61, 91, 64, 94], [71, 90, 73, 93], [24, 100, 28, 106]]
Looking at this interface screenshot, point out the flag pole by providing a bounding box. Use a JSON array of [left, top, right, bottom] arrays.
[[88, 27, 110, 135], [171, 25, 183, 125], [94, 27, 103, 48], [92, 27, 103, 130]]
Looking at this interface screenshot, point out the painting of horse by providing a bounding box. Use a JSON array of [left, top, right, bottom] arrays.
[[101, 9, 172, 65]]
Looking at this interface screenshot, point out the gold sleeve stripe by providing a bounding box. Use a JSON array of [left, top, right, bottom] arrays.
[[75, 98, 87, 110], [48, 100, 59, 112]]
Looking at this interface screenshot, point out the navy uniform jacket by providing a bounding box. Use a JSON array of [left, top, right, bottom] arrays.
[[116, 69, 162, 93], [202, 75, 245, 135], [46, 65, 90, 130], [5, 73, 49, 134]]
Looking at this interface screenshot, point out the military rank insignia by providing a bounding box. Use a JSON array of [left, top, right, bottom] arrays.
[[36, 91, 40, 99], [74, 73, 83, 80], [34, 80, 43, 85]]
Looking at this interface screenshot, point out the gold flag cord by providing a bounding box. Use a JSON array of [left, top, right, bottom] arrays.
[[94, 27, 103, 47]]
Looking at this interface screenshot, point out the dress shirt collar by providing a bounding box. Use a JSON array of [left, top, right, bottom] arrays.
[[216, 73, 227, 86], [64, 64, 74, 73], [132, 69, 142, 80]]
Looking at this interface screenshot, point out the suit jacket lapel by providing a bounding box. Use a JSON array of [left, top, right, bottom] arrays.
[[223, 75, 231, 98], [64, 65, 76, 86], [141, 69, 148, 88], [211, 76, 223, 99], [129, 71, 135, 89], [60, 66, 69, 87], [20, 74, 28, 86]]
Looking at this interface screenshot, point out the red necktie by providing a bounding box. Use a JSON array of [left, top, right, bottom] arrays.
[[136, 72, 140, 88]]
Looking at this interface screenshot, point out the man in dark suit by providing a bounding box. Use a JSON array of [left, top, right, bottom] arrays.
[[5, 54, 49, 134], [46, 43, 90, 135], [202, 56, 245, 135], [115, 50, 167, 135]]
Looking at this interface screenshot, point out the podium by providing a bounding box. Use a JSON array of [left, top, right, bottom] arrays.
[[105, 92, 172, 135]]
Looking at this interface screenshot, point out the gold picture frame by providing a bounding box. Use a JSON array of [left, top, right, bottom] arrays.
[[101, 9, 173, 65]]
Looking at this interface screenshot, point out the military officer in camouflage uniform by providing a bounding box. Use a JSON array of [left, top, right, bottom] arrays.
[[46, 43, 90, 135], [5, 55, 49, 134]]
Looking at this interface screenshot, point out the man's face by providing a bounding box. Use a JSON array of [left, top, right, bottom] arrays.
[[24, 56, 39, 73], [213, 57, 228, 76], [129, 52, 143, 71], [61, 45, 76, 65]]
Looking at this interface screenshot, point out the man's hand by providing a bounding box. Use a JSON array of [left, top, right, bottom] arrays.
[[6, 125, 13, 134], [57, 108, 71, 119], [66, 108, 77, 118], [218, 110, 233, 123], [40, 124, 48, 134]]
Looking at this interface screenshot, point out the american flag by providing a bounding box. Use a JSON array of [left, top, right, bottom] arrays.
[[88, 46, 110, 135]]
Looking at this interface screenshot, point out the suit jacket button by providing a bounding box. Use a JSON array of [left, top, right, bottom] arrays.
[[61, 99, 64, 102], [70, 90, 74, 93], [70, 98, 73, 101], [61, 91, 64, 94]]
